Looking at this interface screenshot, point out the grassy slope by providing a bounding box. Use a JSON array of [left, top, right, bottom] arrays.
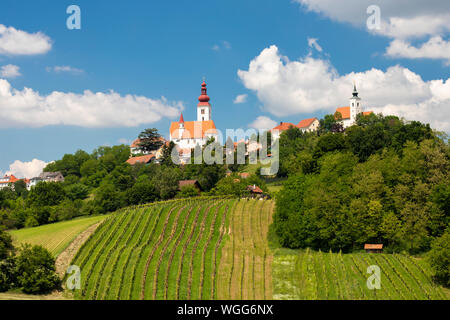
[[269, 229, 449, 300], [9, 215, 108, 257]]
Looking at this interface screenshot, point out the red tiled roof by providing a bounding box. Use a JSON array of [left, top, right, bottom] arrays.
[[240, 173, 250, 179], [363, 111, 373, 116], [170, 120, 217, 139], [0, 175, 19, 184], [247, 185, 263, 194], [297, 117, 318, 129], [364, 244, 383, 250], [335, 107, 350, 120], [131, 139, 141, 148], [271, 122, 296, 132], [126, 154, 155, 165]]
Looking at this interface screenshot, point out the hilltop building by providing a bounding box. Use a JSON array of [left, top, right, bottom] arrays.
[[169, 81, 218, 152], [335, 84, 372, 128], [0, 174, 19, 190]]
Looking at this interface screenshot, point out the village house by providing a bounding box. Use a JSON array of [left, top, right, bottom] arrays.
[[0, 174, 19, 190], [247, 184, 265, 199], [297, 117, 319, 132], [130, 137, 167, 158], [126, 154, 155, 166], [39, 171, 65, 183]]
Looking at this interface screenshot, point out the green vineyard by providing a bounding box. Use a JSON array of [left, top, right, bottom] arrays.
[[272, 248, 448, 300], [67, 197, 447, 300], [70, 198, 274, 300]]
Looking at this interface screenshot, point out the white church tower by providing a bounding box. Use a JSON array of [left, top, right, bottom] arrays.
[[197, 80, 211, 121], [349, 83, 362, 123]]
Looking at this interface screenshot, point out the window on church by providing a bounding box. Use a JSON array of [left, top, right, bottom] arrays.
[[352, 103, 354, 106], [201, 109, 205, 114], [202, 117, 204, 121]]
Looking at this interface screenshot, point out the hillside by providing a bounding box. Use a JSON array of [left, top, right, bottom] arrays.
[[9, 215, 108, 257], [272, 248, 448, 300], [70, 198, 274, 300]]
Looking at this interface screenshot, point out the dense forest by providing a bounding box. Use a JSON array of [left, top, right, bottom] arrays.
[[274, 114, 449, 258]]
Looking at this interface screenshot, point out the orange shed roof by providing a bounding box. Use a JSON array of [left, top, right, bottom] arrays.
[[364, 244, 383, 250]]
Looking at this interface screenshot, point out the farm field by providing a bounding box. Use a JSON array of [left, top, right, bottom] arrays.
[[272, 248, 449, 300], [70, 198, 274, 300], [9, 215, 109, 257]]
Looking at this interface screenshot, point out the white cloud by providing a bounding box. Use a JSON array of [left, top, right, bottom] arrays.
[[233, 94, 248, 104], [295, 0, 450, 37], [0, 24, 52, 55], [46, 65, 84, 75], [0, 64, 21, 78], [5, 159, 49, 179], [0, 79, 184, 128], [308, 38, 322, 52], [248, 116, 278, 131], [295, 1, 450, 63], [238, 45, 450, 132], [386, 36, 450, 65]]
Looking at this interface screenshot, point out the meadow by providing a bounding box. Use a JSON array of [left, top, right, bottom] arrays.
[[9, 215, 108, 257]]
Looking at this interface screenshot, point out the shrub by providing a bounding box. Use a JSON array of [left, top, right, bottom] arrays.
[[427, 232, 450, 287], [14, 244, 60, 294]]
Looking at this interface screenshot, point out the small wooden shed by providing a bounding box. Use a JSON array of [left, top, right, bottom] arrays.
[[364, 244, 383, 253], [178, 180, 202, 192]]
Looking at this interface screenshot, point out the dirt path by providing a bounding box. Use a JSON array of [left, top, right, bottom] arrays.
[[55, 221, 103, 277]]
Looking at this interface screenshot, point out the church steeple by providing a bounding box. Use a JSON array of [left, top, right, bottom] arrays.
[[350, 82, 362, 121], [197, 79, 212, 122]]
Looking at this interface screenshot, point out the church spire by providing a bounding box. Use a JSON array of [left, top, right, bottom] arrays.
[[352, 82, 359, 98]]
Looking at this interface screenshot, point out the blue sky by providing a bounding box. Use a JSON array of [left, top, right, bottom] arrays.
[[0, 0, 449, 177]]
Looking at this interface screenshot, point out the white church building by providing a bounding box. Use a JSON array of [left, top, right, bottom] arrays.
[[169, 81, 218, 150], [335, 84, 372, 128]]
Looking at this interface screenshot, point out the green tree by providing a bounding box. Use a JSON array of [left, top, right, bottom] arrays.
[[27, 182, 66, 207], [125, 176, 158, 205], [14, 244, 60, 294], [178, 185, 200, 198], [137, 128, 164, 153], [427, 231, 450, 287]]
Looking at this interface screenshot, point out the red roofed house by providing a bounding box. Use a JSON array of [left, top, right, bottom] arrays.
[[0, 174, 19, 190], [247, 184, 265, 199], [130, 137, 167, 159], [169, 81, 218, 156], [126, 154, 155, 166], [271, 122, 296, 140], [335, 84, 373, 128], [297, 117, 320, 132]]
